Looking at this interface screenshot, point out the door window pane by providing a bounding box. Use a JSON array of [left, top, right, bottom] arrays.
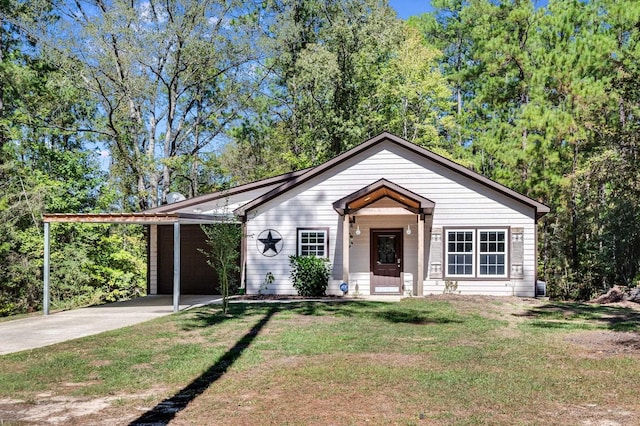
[[377, 235, 396, 264]]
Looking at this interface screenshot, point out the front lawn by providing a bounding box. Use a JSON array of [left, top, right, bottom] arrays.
[[0, 296, 639, 425]]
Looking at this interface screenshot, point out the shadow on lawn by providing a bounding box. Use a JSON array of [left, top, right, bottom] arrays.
[[519, 302, 640, 332], [178, 302, 279, 330], [285, 300, 462, 325], [287, 300, 385, 317], [376, 308, 463, 325], [177, 301, 384, 331], [129, 305, 280, 425]]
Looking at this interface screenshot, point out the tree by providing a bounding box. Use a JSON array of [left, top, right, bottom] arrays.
[[18, 0, 261, 210], [416, 0, 640, 298], [262, 0, 406, 166], [0, 0, 147, 315], [224, 0, 455, 178], [218, 97, 293, 185], [0, 0, 92, 314], [371, 25, 455, 152], [408, 0, 475, 149], [200, 221, 242, 314]]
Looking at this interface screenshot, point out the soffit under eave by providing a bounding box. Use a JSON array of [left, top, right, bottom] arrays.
[[333, 180, 435, 216]]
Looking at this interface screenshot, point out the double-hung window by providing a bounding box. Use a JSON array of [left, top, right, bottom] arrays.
[[297, 228, 329, 258], [445, 229, 508, 278], [478, 230, 506, 276], [447, 231, 474, 276]]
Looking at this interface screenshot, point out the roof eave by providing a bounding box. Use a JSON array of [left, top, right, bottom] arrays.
[[146, 168, 311, 214], [233, 132, 551, 219]]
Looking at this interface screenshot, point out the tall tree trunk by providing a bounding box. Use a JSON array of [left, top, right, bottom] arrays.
[[571, 142, 579, 273]]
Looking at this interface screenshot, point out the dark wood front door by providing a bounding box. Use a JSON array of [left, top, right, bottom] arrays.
[[370, 229, 403, 294]]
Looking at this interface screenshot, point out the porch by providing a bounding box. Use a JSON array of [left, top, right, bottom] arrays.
[[333, 179, 435, 296]]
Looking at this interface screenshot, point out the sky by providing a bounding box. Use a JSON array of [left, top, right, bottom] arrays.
[[388, 0, 434, 19], [388, 0, 549, 19]]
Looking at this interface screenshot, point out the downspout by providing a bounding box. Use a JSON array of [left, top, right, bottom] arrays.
[[534, 209, 539, 298], [240, 216, 247, 293]]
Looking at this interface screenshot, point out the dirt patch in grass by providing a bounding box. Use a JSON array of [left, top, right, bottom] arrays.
[[544, 402, 638, 426], [168, 352, 432, 426], [425, 294, 544, 338], [424, 294, 544, 319], [432, 295, 640, 360], [564, 330, 640, 358], [0, 390, 164, 425]]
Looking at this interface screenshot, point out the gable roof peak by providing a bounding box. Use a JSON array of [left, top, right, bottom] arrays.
[[234, 132, 549, 219]]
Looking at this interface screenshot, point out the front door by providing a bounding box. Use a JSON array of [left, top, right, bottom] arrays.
[[370, 229, 403, 294]]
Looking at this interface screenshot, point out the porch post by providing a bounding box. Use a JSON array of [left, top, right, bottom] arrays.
[[342, 214, 350, 284], [43, 222, 50, 315], [417, 214, 425, 297], [173, 222, 180, 312]]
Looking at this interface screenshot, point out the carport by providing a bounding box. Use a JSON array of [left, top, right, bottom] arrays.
[[42, 213, 231, 315]]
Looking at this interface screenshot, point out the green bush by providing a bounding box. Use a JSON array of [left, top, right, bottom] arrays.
[[289, 255, 331, 297]]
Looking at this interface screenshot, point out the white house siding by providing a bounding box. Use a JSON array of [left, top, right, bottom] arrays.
[[244, 140, 538, 297]]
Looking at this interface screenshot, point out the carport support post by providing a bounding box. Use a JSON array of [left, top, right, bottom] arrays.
[[173, 222, 180, 312], [43, 221, 50, 315]]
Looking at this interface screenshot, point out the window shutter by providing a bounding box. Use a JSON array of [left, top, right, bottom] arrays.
[[429, 227, 443, 279], [510, 228, 524, 279]]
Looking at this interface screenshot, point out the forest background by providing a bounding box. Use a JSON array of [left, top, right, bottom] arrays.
[[1, 0, 639, 315]]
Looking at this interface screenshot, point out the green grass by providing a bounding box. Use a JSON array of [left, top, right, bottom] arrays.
[[519, 301, 640, 332], [0, 298, 639, 425]]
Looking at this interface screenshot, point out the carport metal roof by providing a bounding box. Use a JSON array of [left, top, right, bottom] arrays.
[[43, 212, 233, 225], [42, 212, 233, 316]]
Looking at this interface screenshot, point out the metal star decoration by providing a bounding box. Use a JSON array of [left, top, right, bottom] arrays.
[[258, 230, 282, 256]]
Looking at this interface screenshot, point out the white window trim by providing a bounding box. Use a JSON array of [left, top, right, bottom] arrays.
[[296, 228, 329, 258], [445, 228, 509, 279]]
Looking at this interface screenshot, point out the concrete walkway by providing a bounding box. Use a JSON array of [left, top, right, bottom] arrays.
[[0, 295, 222, 355]]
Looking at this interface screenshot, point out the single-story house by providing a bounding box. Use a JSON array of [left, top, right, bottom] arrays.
[[142, 132, 549, 298]]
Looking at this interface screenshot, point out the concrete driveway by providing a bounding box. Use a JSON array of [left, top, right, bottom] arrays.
[[0, 295, 221, 355]]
